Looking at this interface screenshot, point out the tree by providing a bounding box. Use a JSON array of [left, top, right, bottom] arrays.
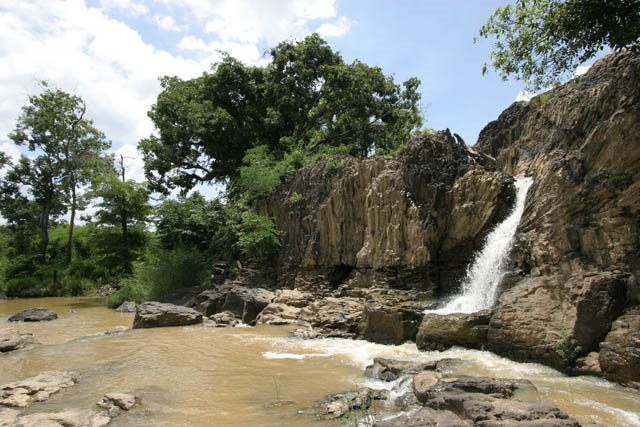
[[141, 34, 422, 194], [8, 84, 111, 262], [479, 0, 640, 90], [90, 172, 151, 274]]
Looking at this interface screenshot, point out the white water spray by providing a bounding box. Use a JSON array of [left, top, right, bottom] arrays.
[[429, 176, 533, 314]]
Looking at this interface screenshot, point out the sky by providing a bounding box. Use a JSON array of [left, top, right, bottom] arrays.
[[0, 0, 592, 184]]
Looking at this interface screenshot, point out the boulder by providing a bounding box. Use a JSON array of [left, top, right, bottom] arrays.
[[357, 305, 423, 345], [374, 407, 471, 427], [416, 310, 492, 351], [195, 285, 274, 325], [97, 392, 137, 411], [487, 273, 626, 370], [132, 302, 202, 329], [0, 371, 77, 408], [599, 311, 640, 388], [0, 328, 34, 352], [272, 289, 313, 307], [255, 303, 301, 325], [114, 301, 136, 313], [298, 297, 364, 337], [205, 311, 240, 327], [8, 307, 57, 322], [573, 352, 602, 376], [316, 388, 388, 420]]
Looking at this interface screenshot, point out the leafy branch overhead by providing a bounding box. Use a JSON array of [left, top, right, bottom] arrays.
[[140, 34, 422, 194], [479, 0, 640, 90]]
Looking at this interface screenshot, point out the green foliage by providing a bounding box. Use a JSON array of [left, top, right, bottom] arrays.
[[5, 277, 49, 298], [141, 34, 422, 194], [609, 174, 631, 187], [289, 192, 304, 204], [552, 333, 583, 364], [156, 192, 227, 253], [234, 212, 282, 260], [106, 278, 149, 308], [479, 0, 640, 90]]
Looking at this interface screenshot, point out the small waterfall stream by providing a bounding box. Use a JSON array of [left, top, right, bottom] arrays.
[[429, 176, 533, 314]]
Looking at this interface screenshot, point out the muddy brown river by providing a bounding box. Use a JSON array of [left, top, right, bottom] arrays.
[[1, 298, 638, 426]]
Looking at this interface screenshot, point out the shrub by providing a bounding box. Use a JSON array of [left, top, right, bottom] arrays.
[[106, 278, 149, 308], [234, 212, 282, 260], [5, 276, 49, 298]]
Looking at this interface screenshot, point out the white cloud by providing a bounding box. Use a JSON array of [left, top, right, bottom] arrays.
[[154, 14, 183, 32], [99, 0, 149, 16], [316, 16, 350, 38], [515, 90, 535, 102]]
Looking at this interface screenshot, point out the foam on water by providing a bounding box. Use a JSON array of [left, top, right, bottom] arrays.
[[429, 176, 533, 314]]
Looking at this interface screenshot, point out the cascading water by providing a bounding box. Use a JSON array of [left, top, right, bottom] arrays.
[[429, 176, 533, 314]]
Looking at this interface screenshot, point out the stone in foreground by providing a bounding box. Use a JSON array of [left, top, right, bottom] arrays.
[[97, 392, 137, 411], [1, 408, 111, 427], [0, 328, 34, 352], [599, 311, 640, 388], [132, 302, 202, 329], [8, 307, 58, 322], [416, 310, 492, 351], [374, 407, 471, 426], [0, 371, 77, 408]]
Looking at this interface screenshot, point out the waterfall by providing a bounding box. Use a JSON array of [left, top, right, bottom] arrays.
[[429, 176, 533, 314]]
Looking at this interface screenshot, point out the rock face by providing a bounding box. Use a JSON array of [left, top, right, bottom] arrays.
[[0, 328, 34, 352], [8, 308, 58, 322], [132, 302, 202, 329], [417, 310, 492, 351], [487, 273, 626, 370], [474, 50, 640, 374], [599, 311, 640, 387], [262, 130, 515, 295]]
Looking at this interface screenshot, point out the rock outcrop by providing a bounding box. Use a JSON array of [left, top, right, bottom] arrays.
[[598, 310, 640, 387], [132, 302, 202, 329], [0, 371, 77, 408], [8, 308, 58, 322], [476, 50, 640, 374], [262, 130, 515, 295]]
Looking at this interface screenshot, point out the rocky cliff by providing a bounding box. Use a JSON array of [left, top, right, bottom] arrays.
[[261, 130, 514, 297], [476, 50, 640, 379]]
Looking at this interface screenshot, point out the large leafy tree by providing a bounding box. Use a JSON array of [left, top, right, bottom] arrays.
[[140, 34, 422, 194], [90, 172, 151, 274], [7, 84, 111, 262], [479, 0, 640, 90]]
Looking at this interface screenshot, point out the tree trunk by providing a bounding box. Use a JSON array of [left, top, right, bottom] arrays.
[[65, 180, 77, 264], [38, 204, 51, 263]]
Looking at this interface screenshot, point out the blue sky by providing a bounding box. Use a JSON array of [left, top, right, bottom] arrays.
[[0, 0, 591, 182]]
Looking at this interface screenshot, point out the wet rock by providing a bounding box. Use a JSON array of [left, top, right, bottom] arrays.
[[114, 301, 136, 313], [255, 303, 301, 325], [599, 311, 640, 388], [0, 371, 77, 408], [8, 307, 58, 322], [97, 392, 137, 411], [0, 328, 34, 352], [487, 272, 626, 371], [374, 407, 471, 427], [317, 388, 388, 420], [132, 302, 202, 329], [416, 310, 492, 351], [412, 371, 442, 403], [364, 358, 439, 382], [298, 297, 364, 336], [357, 305, 423, 345], [573, 352, 602, 376], [104, 326, 128, 335], [205, 311, 240, 327], [3, 409, 111, 427]]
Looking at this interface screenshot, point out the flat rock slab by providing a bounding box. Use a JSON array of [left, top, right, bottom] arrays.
[[0, 328, 34, 352], [97, 392, 137, 411], [133, 302, 202, 329], [0, 371, 77, 408], [374, 407, 471, 426], [0, 408, 111, 427], [8, 308, 58, 322]]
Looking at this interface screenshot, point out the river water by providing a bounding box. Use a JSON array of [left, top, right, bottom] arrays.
[[1, 298, 639, 426]]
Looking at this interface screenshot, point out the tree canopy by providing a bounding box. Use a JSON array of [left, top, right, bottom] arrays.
[[140, 34, 422, 194], [479, 0, 640, 90]]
